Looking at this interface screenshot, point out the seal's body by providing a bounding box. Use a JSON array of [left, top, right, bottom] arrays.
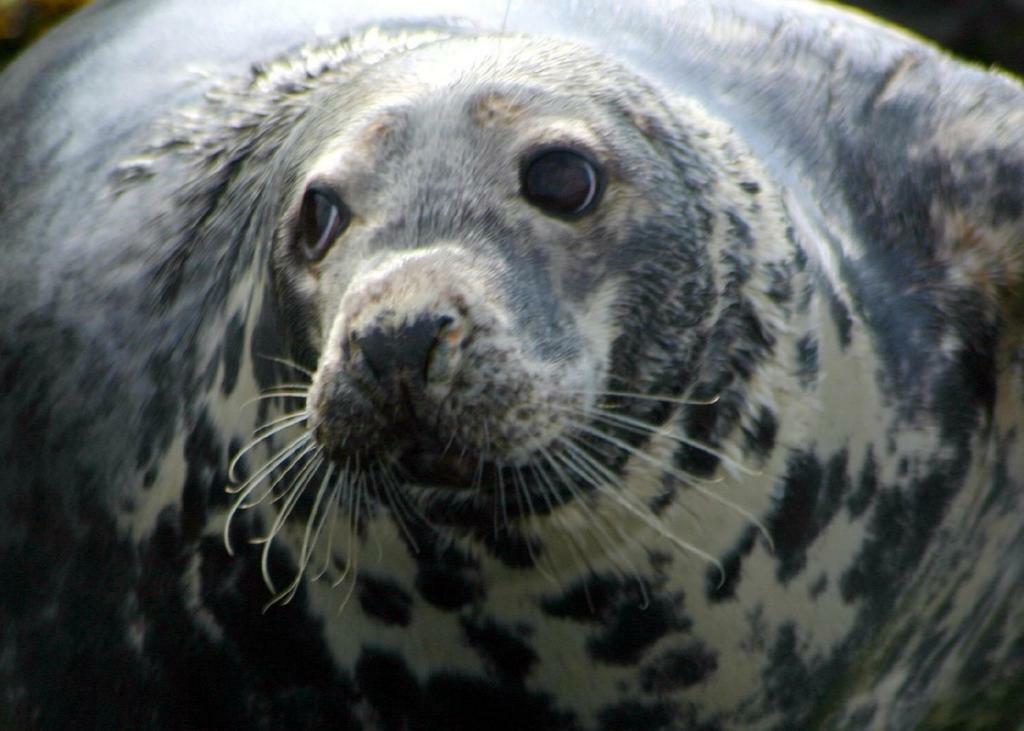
[[2, 2, 1022, 729]]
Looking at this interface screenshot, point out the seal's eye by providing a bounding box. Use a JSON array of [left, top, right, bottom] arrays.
[[521, 146, 604, 218], [298, 184, 350, 262]]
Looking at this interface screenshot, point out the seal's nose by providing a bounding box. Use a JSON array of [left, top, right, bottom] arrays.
[[353, 314, 453, 384]]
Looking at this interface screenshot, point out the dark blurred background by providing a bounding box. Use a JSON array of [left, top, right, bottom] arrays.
[[848, 0, 1024, 75], [1, 1, 1022, 73]]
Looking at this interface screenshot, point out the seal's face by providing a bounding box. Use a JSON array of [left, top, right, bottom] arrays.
[[269, 38, 717, 529]]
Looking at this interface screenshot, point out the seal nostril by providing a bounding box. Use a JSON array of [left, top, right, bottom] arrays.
[[352, 314, 453, 384]]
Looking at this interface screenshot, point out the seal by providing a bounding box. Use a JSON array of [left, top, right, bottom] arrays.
[[1, 1, 1022, 729]]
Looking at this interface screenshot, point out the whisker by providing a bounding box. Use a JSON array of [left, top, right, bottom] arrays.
[[530, 455, 597, 611], [367, 471, 385, 565], [496, 462, 511, 534], [258, 451, 325, 594], [595, 408, 759, 478], [265, 444, 323, 507], [557, 435, 725, 586], [223, 431, 314, 554], [333, 467, 365, 615], [379, 464, 421, 552], [241, 392, 310, 409], [255, 353, 314, 378], [288, 459, 335, 590], [227, 428, 313, 496], [334, 460, 364, 591], [511, 466, 557, 587], [313, 461, 348, 582], [565, 419, 772, 550], [553, 403, 758, 479], [251, 410, 310, 438], [545, 447, 649, 600], [228, 411, 309, 483], [566, 388, 720, 407], [262, 456, 332, 607], [241, 440, 319, 509]]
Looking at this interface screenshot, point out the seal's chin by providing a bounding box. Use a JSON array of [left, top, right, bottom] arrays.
[[395, 447, 493, 491], [370, 430, 572, 528]]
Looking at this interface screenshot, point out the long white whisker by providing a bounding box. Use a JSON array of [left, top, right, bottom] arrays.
[[258, 451, 325, 595], [240, 392, 309, 409], [530, 455, 598, 610], [313, 461, 348, 582], [272, 459, 335, 604], [566, 420, 772, 550], [544, 446, 648, 593], [557, 435, 725, 584], [511, 466, 557, 586], [334, 467, 365, 615], [241, 440, 319, 509], [223, 431, 314, 554], [255, 353, 314, 378], [227, 429, 312, 497], [566, 388, 720, 407], [228, 412, 309, 483], [553, 403, 758, 479], [379, 464, 421, 552]]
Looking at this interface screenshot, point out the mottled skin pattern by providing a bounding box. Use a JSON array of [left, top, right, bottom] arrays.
[[1, 1, 1022, 730]]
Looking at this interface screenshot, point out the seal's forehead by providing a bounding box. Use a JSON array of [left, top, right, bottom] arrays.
[[310, 83, 606, 177], [368, 34, 615, 95]]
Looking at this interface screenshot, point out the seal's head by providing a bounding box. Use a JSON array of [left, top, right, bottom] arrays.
[[266, 36, 726, 529]]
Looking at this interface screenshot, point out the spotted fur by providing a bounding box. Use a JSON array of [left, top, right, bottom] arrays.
[[1, 2, 1022, 730]]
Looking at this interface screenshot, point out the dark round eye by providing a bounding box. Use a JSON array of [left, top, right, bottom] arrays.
[[520, 146, 604, 218], [297, 184, 350, 262]]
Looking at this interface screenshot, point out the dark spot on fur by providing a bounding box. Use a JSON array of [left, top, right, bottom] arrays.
[[198, 534, 357, 726], [420, 673, 575, 731], [991, 158, 1024, 225], [220, 310, 246, 396], [650, 474, 681, 515], [841, 467, 963, 621], [725, 210, 754, 248], [135, 356, 184, 472], [675, 400, 725, 478], [407, 524, 483, 612], [587, 595, 686, 665], [765, 261, 794, 304], [181, 408, 224, 540], [358, 574, 413, 627], [932, 333, 997, 444], [707, 525, 758, 602], [763, 622, 812, 716], [846, 704, 878, 729], [790, 235, 807, 271], [827, 289, 853, 349], [846, 446, 879, 518], [461, 617, 538, 683], [640, 642, 719, 692], [795, 333, 818, 388], [597, 700, 677, 731], [742, 405, 778, 461], [809, 572, 828, 599], [477, 525, 543, 569], [542, 573, 688, 666], [768, 449, 850, 583], [355, 648, 423, 730], [740, 180, 761, 195], [541, 572, 621, 622]]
